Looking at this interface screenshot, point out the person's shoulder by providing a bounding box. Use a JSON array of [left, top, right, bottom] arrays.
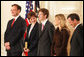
[[8, 19, 13, 22], [47, 20, 54, 26], [75, 24, 83, 35], [61, 28, 70, 37], [36, 22, 39, 27], [78, 24, 83, 30], [20, 16, 26, 21], [18, 16, 26, 25], [47, 21, 55, 30], [76, 24, 83, 32], [18, 16, 25, 20]]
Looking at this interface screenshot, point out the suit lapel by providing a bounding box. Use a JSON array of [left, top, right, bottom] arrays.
[[11, 16, 21, 28], [70, 30, 76, 43], [39, 23, 42, 37], [39, 21, 49, 37], [29, 22, 38, 39], [10, 19, 14, 28], [29, 24, 36, 38], [27, 24, 31, 39], [70, 24, 82, 43]]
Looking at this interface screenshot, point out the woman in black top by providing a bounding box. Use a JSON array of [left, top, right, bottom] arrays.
[[24, 11, 39, 56]]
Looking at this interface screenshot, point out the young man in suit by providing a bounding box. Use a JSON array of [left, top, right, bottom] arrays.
[[37, 8, 55, 56], [67, 13, 83, 56], [4, 4, 26, 56]]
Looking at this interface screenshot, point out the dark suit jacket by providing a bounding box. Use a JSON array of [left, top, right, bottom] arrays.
[[25, 22, 39, 56], [37, 20, 55, 56], [51, 28, 70, 56], [4, 16, 26, 56], [70, 24, 83, 56]]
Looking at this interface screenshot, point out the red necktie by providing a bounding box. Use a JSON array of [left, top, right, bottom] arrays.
[[11, 19, 15, 27]]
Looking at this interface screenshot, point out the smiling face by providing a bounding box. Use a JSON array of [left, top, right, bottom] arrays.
[[11, 6, 20, 17], [67, 17, 76, 28], [38, 11, 46, 21], [30, 16, 37, 24]]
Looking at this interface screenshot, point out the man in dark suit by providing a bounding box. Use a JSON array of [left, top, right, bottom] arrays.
[[37, 8, 55, 56], [4, 4, 26, 56], [67, 13, 83, 56]]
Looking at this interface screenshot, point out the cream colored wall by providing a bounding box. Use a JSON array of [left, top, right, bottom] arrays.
[[1, 1, 83, 56], [40, 1, 83, 24]]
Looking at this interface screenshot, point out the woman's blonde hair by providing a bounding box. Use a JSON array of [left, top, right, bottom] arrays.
[[55, 14, 68, 29]]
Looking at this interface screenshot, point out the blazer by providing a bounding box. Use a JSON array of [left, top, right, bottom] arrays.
[[25, 22, 39, 56], [51, 28, 70, 56], [4, 16, 26, 56], [37, 20, 55, 56], [70, 24, 83, 56]]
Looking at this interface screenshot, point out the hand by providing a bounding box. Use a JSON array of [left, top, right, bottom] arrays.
[[54, 54, 56, 56], [24, 48, 30, 52], [5, 42, 10, 47]]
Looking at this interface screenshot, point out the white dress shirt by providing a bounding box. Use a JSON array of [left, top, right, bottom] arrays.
[[13, 14, 20, 21], [41, 19, 48, 26], [28, 24, 35, 37], [41, 19, 48, 31], [74, 23, 81, 29]]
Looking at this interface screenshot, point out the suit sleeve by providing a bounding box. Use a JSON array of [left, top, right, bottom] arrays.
[[76, 29, 83, 55], [4, 20, 12, 43], [48, 24, 55, 45], [51, 36, 56, 56]]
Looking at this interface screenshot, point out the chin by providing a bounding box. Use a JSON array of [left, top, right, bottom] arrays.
[[72, 26, 74, 28], [39, 19, 41, 21], [12, 15, 15, 17], [12, 14, 15, 16]]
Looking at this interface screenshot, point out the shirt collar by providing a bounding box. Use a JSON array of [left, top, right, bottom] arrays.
[[41, 19, 48, 26], [75, 23, 81, 29], [13, 14, 20, 21]]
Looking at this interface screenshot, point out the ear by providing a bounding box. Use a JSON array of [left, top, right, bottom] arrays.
[[74, 19, 77, 22], [45, 15, 47, 18], [18, 10, 20, 13], [73, 19, 79, 24]]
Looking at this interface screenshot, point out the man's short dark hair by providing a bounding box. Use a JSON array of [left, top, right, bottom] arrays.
[[12, 4, 21, 12], [67, 13, 80, 21], [39, 8, 49, 18]]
